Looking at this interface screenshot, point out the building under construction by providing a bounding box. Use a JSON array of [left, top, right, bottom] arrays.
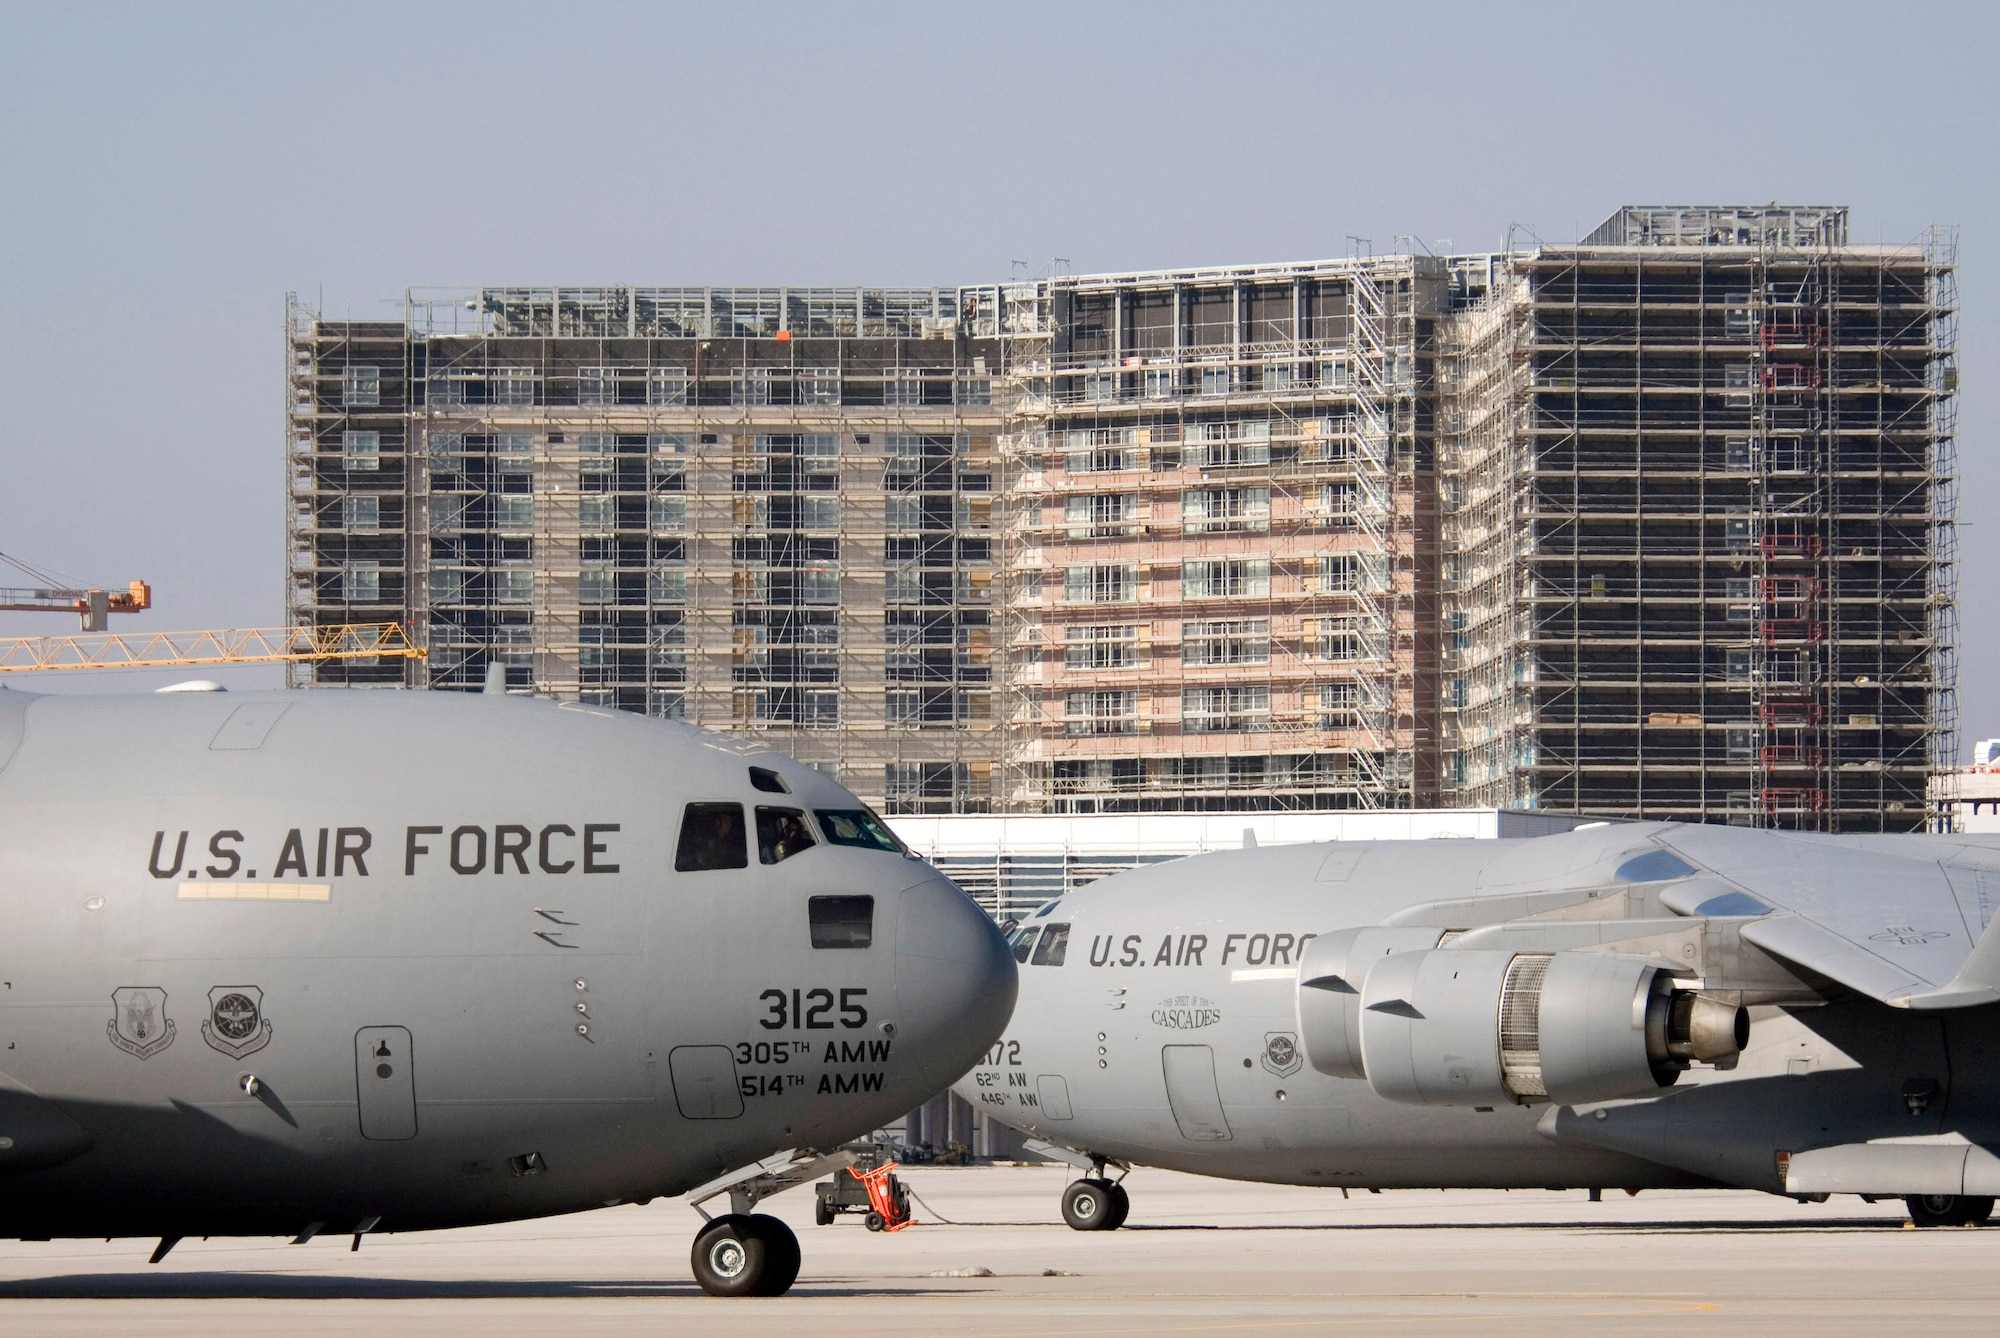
[[286, 203, 1957, 831]]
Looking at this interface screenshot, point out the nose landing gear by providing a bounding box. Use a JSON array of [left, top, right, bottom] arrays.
[[691, 1213, 801, 1297]]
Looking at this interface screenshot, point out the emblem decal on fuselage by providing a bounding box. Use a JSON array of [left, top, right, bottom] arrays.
[[201, 986, 273, 1059], [1262, 1031, 1302, 1077], [108, 986, 176, 1059], [1149, 995, 1221, 1030]]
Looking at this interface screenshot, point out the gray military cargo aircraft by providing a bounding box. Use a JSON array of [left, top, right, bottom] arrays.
[[959, 820, 2000, 1232], [0, 681, 1014, 1296]]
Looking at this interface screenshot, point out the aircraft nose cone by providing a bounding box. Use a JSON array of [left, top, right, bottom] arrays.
[[895, 876, 1017, 1088]]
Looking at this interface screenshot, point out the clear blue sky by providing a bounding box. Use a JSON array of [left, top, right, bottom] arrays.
[[2, 1, 1996, 735]]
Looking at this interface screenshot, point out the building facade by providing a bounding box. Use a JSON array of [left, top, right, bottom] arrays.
[[286, 204, 1958, 831]]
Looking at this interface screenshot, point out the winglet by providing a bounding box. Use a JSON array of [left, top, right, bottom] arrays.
[[1890, 911, 2000, 1010]]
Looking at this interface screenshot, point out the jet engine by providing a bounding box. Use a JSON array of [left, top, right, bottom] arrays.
[[1298, 940, 1750, 1107]]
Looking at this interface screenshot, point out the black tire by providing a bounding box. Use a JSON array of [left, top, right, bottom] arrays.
[[691, 1215, 768, 1298], [1104, 1182, 1130, 1230], [1061, 1178, 1115, 1231], [1907, 1193, 1996, 1228], [746, 1214, 800, 1296], [813, 1196, 835, 1227], [864, 1210, 885, 1232]]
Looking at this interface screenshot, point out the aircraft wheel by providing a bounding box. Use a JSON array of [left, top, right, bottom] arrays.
[[1105, 1182, 1131, 1230], [748, 1214, 801, 1295], [1906, 1194, 1996, 1228], [1061, 1178, 1115, 1231], [691, 1213, 800, 1297]]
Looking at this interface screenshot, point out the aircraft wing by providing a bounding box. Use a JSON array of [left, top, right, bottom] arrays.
[[1657, 825, 2000, 1010]]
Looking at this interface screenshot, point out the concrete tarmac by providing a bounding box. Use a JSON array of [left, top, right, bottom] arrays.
[[0, 1165, 1992, 1337]]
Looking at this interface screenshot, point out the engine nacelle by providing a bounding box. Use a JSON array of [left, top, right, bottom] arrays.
[[1352, 948, 1749, 1107], [1295, 926, 1451, 1078]]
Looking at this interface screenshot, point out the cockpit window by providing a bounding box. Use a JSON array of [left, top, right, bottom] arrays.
[[757, 806, 817, 864], [813, 808, 904, 853], [808, 895, 874, 949], [675, 802, 747, 871], [749, 766, 790, 794], [1009, 924, 1042, 964], [1030, 923, 1070, 966]]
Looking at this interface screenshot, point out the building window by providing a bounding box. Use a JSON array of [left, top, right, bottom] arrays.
[[1726, 577, 1753, 623], [578, 495, 615, 530], [577, 432, 614, 470], [341, 561, 380, 602], [1315, 617, 1380, 662], [428, 495, 466, 531], [650, 495, 687, 530], [1182, 486, 1269, 533], [1182, 685, 1269, 733], [578, 367, 616, 407], [1726, 726, 1755, 763], [1185, 421, 1270, 467], [495, 567, 533, 603], [1319, 682, 1360, 728], [1317, 553, 1385, 594], [649, 564, 687, 603], [1723, 292, 1753, 339], [1064, 689, 1137, 735], [1063, 564, 1136, 603], [1182, 558, 1268, 599], [1199, 362, 1229, 396], [1723, 363, 1753, 407], [341, 495, 380, 533], [426, 570, 464, 603], [647, 367, 689, 406], [802, 568, 841, 604], [802, 496, 840, 529], [884, 369, 922, 407], [496, 432, 535, 467], [1182, 619, 1268, 666], [799, 367, 840, 405], [1724, 436, 1754, 470], [1081, 370, 1116, 403], [1264, 361, 1294, 393], [342, 365, 381, 408], [1065, 624, 1140, 669], [755, 689, 838, 728], [962, 376, 992, 405], [493, 368, 537, 406], [1319, 482, 1358, 520], [1064, 493, 1136, 538], [495, 495, 534, 530], [649, 689, 686, 719], [341, 430, 380, 471], [732, 367, 774, 407], [884, 761, 974, 814], [1725, 649, 1753, 682], [578, 566, 615, 605], [1143, 368, 1178, 400], [1319, 355, 1350, 389], [1064, 428, 1134, 473]]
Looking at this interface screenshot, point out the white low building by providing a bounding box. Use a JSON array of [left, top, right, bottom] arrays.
[[1930, 741, 2000, 834]]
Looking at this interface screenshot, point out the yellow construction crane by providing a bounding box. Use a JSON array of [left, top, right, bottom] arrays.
[[0, 623, 425, 673]]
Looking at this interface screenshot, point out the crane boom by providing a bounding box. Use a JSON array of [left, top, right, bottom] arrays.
[[0, 579, 151, 628], [0, 623, 424, 673]]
